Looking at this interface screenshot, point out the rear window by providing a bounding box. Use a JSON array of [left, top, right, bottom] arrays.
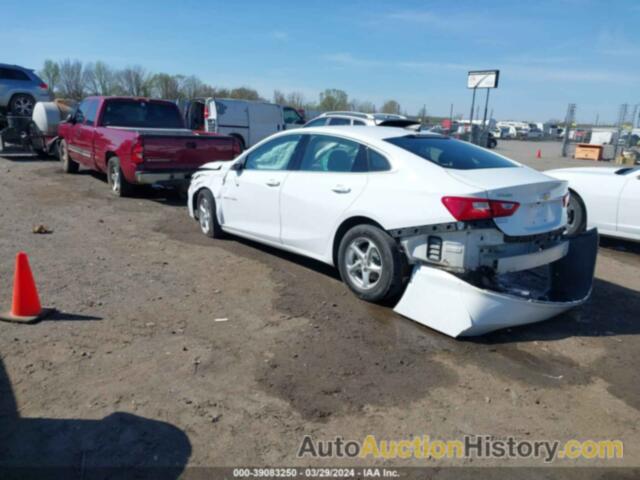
[[101, 100, 184, 128], [385, 135, 517, 170]]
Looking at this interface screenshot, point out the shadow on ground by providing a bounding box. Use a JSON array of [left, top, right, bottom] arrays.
[[0, 360, 191, 479]]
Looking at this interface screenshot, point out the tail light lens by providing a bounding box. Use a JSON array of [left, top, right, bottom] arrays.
[[231, 138, 242, 158], [39, 82, 48, 90], [442, 196, 520, 221], [204, 104, 209, 118], [131, 140, 144, 164]]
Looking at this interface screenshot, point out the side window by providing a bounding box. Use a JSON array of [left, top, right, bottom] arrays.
[[328, 117, 350, 126], [0, 68, 29, 81], [354, 120, 366, 126], [75, 100, 88, 124], [299, 135, 366, 173], [245, 135, 301, 171], [304, 118, 327, 127], [83, 99, 99, 125], [283, 107, 303, 125], [368, 148, 391, 172]]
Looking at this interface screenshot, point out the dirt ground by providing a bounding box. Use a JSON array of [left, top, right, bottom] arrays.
[[0, 140, 639, 478]]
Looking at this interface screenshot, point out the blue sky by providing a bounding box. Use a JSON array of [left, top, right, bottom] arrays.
[[4, 0, 639, 122]]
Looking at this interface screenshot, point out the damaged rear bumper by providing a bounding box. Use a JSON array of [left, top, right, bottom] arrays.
[[393, 229, 598, 337]]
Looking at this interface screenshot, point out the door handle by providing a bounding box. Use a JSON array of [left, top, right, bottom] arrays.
[[331, 185, 351, 194], [266, 179, 281, 187]]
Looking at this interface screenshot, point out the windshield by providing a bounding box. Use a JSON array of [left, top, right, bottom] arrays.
[[385, 135, 518, 170], [101, 100, 184, 128]]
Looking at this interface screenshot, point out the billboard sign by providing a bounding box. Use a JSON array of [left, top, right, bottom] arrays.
[[467, 70, 500, 89]]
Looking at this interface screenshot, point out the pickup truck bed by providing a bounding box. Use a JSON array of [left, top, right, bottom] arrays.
[[58, 96, 240, 197]]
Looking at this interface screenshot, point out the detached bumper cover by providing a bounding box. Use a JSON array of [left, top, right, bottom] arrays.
[[394, 229, 598, 337]]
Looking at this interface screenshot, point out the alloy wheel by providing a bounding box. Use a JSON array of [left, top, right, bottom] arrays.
[[199, 197, 212, 234], [345, 237, 383, 290]]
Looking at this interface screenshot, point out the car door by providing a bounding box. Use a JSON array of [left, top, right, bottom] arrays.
[[617, 171, 640, 239], [220, 134, 303, 243], [279, 134, 369, 260], [73, 99, 99, 168]]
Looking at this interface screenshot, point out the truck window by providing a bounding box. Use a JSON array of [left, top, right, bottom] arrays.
[[283, 107, 303, 125], [83, 99, 99, 125], [101, 100, 184, 129]]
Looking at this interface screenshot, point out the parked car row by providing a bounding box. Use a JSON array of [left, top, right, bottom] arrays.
[[6, 89, 626, 338]]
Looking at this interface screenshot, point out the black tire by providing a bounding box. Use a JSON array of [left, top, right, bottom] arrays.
[[196, 189, 225, 238], [337, 224, 408, 303], [59, 140, 79, 173], [566, 190, 587, 236], [107, 156, 135, 197], [232, 135, 245, 152], [9, 94, 35, 116]]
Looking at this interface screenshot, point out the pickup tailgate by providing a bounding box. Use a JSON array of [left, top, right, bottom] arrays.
[[139, 132, 238, 170]]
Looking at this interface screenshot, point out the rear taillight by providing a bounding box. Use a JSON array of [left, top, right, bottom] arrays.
[[39, 82, 48, 90], [204, 104, 209, 118], [441, 196, 520, 221], [232, 138, 241, 158], [131, 140, 144, 164], [563, 192, 570, 208]]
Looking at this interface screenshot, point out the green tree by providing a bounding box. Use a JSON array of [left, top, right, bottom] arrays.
[[318, 88, 349, 111], [381, 100, 401, 115], [229, 87, 261, 100]]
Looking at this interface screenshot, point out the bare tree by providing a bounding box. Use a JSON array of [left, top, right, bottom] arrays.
[[351, 99, 376, 113], [152, 73, 182, 99], [93, 61, 115, 95], [286, 92, 305, 110], [39, 60, 60, 95], [273, 90, 286, 105], [117, 66, 152, 96], [58, 59, 85, 100]]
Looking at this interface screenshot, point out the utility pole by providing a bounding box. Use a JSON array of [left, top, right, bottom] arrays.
[[594, 113, 599, 127], [469, 88, 477, 143], [561, 103, 576, 158], [481, 89, 491, 133], [628, 104, 638, 148], [613, 103, 628, 161]]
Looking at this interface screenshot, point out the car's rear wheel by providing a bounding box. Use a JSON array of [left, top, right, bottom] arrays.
[[107, 156, 135, 197], [338, 224, 408, 303], [197, 189, 225, 238], [566, 191, 586, 236], [9, 94, 35, 116], [59, 140, 79, 173]]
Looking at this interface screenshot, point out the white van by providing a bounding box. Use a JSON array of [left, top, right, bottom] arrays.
[[203, 98, 305, 150]]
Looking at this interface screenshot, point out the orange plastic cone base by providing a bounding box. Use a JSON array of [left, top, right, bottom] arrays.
[[1, 252, 52, 323], [536, 149, 542, 158]]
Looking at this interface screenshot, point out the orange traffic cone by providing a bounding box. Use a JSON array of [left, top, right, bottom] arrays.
[[536, 149, 542, 158], [1, 252, 52, 323]]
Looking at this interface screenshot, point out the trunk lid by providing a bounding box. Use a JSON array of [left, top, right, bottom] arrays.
[[447, 167, 567, 236]]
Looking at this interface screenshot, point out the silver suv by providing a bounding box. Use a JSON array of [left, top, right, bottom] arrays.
[[304, 111, 419, 128], [0, 64, 51, 116]]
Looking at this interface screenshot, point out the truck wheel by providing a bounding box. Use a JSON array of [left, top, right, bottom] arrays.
[[566, 191, 587, 236], [337, 224, 408, 303], [59, 140, 79, 173], [9, 94, 35, 116], [197, 189, 225, 238], [107, 156, 135, 197]]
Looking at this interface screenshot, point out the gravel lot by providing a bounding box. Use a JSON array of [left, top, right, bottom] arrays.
[[0, 140, 638, 478]]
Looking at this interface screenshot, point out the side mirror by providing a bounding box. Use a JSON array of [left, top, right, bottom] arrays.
[[66, 114, 76, 124], [230, 161, 244, 172]]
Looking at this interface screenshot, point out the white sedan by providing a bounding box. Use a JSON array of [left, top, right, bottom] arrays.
[[546, 166, 640, 242], [188, 127, 597, 337]]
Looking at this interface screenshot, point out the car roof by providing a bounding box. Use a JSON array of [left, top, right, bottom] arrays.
[[0, 63, 31, 70], [290, 125, 445, 144]]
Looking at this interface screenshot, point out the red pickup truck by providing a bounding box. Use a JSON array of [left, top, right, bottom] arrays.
[[57, 96, 240, 197]]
